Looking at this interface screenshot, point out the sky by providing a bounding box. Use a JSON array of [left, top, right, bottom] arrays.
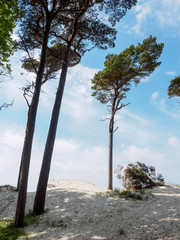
[[1, 0, 180, 191]]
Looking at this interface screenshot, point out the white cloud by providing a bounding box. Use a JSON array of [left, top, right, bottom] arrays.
[[46, 138, 109, 189], [166, 72, 176, 76], [151, 91, 159, 100], [117, 145, 165, 165], [0, 128, 24, 148], [131, 3, 151, 36], [0, 122, 179, 191], [33, 64, 100, 121], [0, 122, 108, 190], [115, 109, 155, 146], [130, 0, 180, 36], [1, 61, 37, 110], [120, 109, 148, 125], [168, 136, 180, 147], [62, 64, 99, 121], [140, 77, 149, 83], [0, 126, 24, 188], [152, 97, 180, 119]]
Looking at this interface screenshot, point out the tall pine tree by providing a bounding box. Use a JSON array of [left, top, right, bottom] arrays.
[[15, 0, 137, 226], [91, 36, 164, 190]]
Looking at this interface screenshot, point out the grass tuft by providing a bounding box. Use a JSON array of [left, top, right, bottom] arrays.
[[44, 219, 67, 228], [24, 209, 39, 225], [107, 188, 143, 200], [118, 228, 125, 235], [0, 219, 28, 240]]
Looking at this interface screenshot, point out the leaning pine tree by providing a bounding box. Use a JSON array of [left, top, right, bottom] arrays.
[[32, 0, 138, 215], [91, 35, 164, 190], [15, 0, 86, 227]]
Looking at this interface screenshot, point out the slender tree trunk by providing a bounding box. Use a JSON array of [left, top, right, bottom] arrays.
[[33, 50, 69, 216], [108, 114, 114, 190], [33, 3, 89, 216], [14, 19, 51, 228], [16, 157, 22, 191]]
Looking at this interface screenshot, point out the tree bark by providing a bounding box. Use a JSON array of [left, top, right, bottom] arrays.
[[14, 18, 51, 228], [33, 3, 90, 216], [33, 49, 69, 215], [108, 114, 114, 190], [108, 95, 116, 190]]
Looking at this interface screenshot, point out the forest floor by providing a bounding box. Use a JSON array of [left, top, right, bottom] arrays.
[[0, 180, 180, 239]]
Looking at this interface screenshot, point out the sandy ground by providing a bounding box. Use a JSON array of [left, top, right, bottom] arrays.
[[0, 180, 180, 240]]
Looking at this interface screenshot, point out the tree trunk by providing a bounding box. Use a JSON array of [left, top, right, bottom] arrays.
[[108, 114, 114, 190], [14, 19, 51, 228], [33, 4, 89, 215], [33, 51, 69, 216]]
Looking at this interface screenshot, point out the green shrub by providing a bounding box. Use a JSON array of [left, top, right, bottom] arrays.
[[0, 210, 41, 240], [115, 162, 164, 190], [107, 188, 143, 200], [0, 220, 28, 240]]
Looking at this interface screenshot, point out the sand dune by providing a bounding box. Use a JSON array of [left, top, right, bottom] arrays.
[[0, 180, 180, 239]]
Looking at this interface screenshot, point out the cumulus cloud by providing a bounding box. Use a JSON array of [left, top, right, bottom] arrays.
[[0, 126, 24, 188], [31, 64, 100, 121], [151, 96, 180, 119], [151, 91, 159, 100], [62, 64, 99, 121], [0, 122, 108, 190], [115, 109, 155, 146], [130, 0, 180, 36], [166, 72, 176, 76], [131, 2, 151, 36], [0, 121, 179, 191], [39, 138, 109, 190], [168, 136, 180, 147], [116, 145, 165, 166]]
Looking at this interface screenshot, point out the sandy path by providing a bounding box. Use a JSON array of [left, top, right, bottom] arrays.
[[0, 180, 180, 239]]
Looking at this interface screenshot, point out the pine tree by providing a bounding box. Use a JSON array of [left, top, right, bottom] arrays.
[[91, 36, 164, 190], [33, 0, 138, 215], [168, 76, 180, 98], [15, 0, 137, 225]]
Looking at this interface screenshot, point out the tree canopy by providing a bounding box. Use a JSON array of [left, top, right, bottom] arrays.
[[0, 0, 19, 73], [15, 0, 138, 227], [32, 0, 138, 216], [92, 36, 164, 106], [168, 76, 180, 98], [22, 43, 79, 83], [91, 35, 164, 190]]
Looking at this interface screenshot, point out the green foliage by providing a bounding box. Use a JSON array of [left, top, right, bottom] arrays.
[[0, 210, 40, 239], [0, 0, 19, 72], [91, 36, 163, 191], [91, 35, 164, 106], [44, 219, 67, 229], [168, 76, 180, 98], [115, 162, 165, 190], [22, 43, 79, 82], [24, 209, 39, 225], [18, 1, 118, 59], [0, 219, 27, 240], [118, 228, 125, 235], [107, 188, 143, 200]]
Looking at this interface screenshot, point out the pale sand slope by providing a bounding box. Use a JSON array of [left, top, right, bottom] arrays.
[[0, 180, 180, 240]]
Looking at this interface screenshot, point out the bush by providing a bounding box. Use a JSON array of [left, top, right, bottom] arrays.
[[114, 162, 164, 190]]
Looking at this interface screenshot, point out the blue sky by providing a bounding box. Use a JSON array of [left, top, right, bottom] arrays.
[[1, 0, 180, 191]]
